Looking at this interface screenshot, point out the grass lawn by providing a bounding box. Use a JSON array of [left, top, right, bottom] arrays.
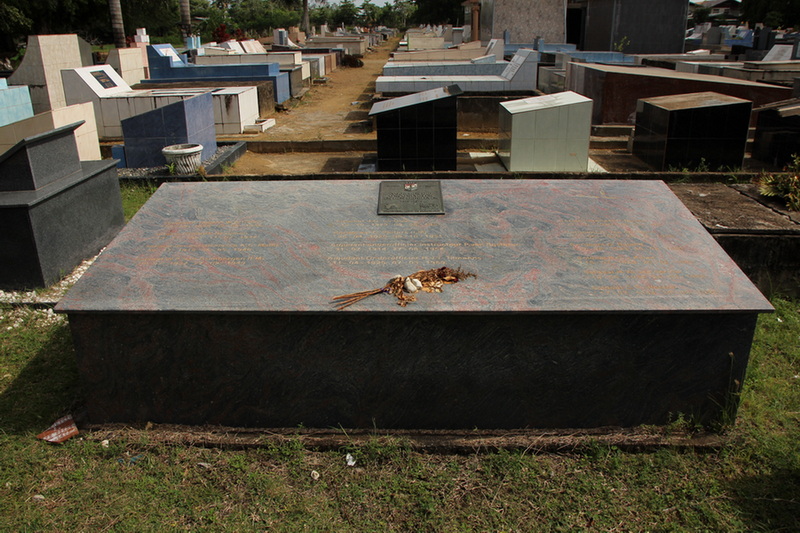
[[0, 183, 797, 530]]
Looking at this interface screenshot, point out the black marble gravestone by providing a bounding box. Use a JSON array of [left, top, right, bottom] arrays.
[[57, 180, 772, 430], [0, 122, 124, 289], [752, 98, 800, 168], [369, 85, 461, 171], [632, 92, 752, 171]]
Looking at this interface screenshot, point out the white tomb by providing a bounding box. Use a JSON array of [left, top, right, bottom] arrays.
[[106, 47, 147, 86], [240, 39, 268, 54], [497, 91, 593, 172], [220, 40, 246, 55], [376, 48, 537, 94], [62, 65, 258, 137], [195, 51, 311, 82]]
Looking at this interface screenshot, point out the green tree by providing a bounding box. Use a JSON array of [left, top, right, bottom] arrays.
[[229, 0, 299, 35], [385, 0, 415, 28], [692, 6, 712, 24], [0, 0, 112, 43], [360, 0, 380, 26], [763, 9, 783, 27], [411, 0, 461, 25], [109, 0, 125, 47], [310, 4, 335, 27], [180, 0, 192, 36], [301, 0, 310, 35], [0, 2, 32, 51], [742, 0, 800, 28], [123, 0, 180, 39], [333, 0, 359, 27], [191, 0, 229, 41]]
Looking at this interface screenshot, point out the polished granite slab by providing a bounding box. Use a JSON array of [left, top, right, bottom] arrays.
[[370, 86, 460, 171], [57, 180, 772, 429], [0, 123, 123, 289], [632, 91, 752, 170]]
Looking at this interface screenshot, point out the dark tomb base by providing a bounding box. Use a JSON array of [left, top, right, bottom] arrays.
[[69, 311, 757, 429], [0, 161, 123, 289]]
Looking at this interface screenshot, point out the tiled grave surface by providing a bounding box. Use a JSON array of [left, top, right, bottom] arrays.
[[196, 52, 311, 82], [62, 65, 258, 136], [391, 39, 501, 62], [382, 57, 510, 77], [553, 51, 635, 68], [498, 91, 593, 171], [369, 85, 460, 170], [106, 47, 147, 87], [7, 34, 92, 114], [406, 34, 445, 50], [305, 36, 368, 55], [0, 79, 34, 128], [57, 180, 771, 428], [676, 59, 800, 84], [121, 92, 217, 168], [567, 63, 791, 124], [632, 92, 751, 170], [147, 44, 290, 103], [376, 49, 538, 94], [0, 102, 100, 161]]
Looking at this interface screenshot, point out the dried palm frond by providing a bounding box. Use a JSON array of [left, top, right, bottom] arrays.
[[331, 266, 476, 310]]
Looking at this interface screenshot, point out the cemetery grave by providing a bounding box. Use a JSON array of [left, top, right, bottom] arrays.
[[0, 122, 123, 289], [631, 91, 752, 171], [3, 14, 800, 531], [56, 180, 772, 428], [145, 44, 291, 104], [376, 48, 538, 95], [4, 31, 800, 434], [61, 64, 260, 137]]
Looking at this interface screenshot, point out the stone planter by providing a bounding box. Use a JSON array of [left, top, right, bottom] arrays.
[[161, 143, 203, 174]]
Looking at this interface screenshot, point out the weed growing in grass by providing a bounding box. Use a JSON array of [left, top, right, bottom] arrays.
[[119, 181, 159, 222], [756, 153, 800, 210]]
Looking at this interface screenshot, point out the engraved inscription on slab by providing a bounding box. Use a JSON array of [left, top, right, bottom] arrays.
[[90, 70, 118, 89], [378, 181, 445, 215]]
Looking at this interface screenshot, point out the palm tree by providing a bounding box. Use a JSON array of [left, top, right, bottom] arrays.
[[180, 0, 192, 38], [302, 0, 311, 37], [108, 0, 126, 48]]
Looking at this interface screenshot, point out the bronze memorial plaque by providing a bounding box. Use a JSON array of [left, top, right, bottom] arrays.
[[378, 180, 445, 215]]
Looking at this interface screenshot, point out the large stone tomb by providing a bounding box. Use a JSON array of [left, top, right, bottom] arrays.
[[751, 98, 800, 168], [6, 34, 93, 114], [0, 123, 123, 289], [566, 63, 790, 124], [120, 92, 217, 168], [632, 92, 752, 171], [62, 65, 259, 137], [498, 91, 593, 172], [146, 44, 291, 104], [56, 180, 772, 429], [369, 85, 461, 171]]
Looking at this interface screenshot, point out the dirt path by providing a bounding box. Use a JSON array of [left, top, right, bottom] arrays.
[[247, 37, 399, 141]]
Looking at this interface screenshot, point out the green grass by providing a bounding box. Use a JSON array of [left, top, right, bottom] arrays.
[[120, 181, 159, 222], [1, 294, 798, 530]]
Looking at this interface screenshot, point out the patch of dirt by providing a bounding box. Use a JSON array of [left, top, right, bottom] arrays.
[[81, 423, 725, 453], [229, 150, 366, 174], [670, 183, 800, 233], [239, 38, 400, 142]]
